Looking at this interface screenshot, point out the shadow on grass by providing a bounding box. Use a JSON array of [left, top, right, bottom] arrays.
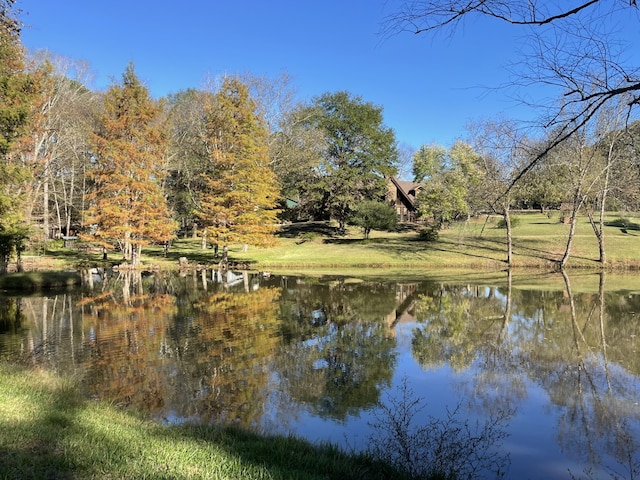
[[169, 424, 412, 480], [0, 369, 87, 480], [606, 218, 640, 235], [160, 245, 217, 265], [340, 235, 512, 264], [348, 233, 569, 267], [45, 242, 263, 270], [279, 221, 341, 238], [605, 219, 640, 230], [323, 237, 368, 245], [0, 364, 412, 480]]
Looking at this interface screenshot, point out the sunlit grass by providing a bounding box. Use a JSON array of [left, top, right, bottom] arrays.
[[226, 213, 640, 271], [34, 212, 640, 273], [0, 363, 413, 480]]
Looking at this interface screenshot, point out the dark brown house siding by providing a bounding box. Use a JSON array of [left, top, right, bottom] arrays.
[[387, 177, 422, 222]]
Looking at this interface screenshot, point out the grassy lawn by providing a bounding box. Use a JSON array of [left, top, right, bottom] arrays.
[[188, 213, 640, 271], [0, 363, 413, 480], [19, 212, 640, 274]]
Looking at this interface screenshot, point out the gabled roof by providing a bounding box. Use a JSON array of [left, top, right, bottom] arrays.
[[389, 177, 422, 208]]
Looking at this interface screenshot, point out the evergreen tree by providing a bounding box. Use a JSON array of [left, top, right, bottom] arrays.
[[197, 77, 280, 251], [84, 63, 177, 265], [0, 1, 38, 272]]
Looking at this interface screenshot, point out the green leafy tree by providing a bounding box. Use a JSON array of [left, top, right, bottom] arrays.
[[302, 91, 398, 233], [197, 77, 280, 250], [84, 63, 177, 265], [413, 141, 484, 229], [0, 1, 38, 272], [350, 200, 397, 239]]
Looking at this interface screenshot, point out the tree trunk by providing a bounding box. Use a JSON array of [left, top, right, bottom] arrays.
[[16, 248, 23, 272], [43, 175, 49, 251], [479, 214, 491, 237], [597, 180, 608, 265], [560, 205, 580, 270], [587, 150, 611, 265], [81, 163, 87, 229], [504, 207, 513, 267], [65, 162, 76, 237], [587, 205, 606, 265], [220, 245, 229, 269], [132, 244, 142, 266]]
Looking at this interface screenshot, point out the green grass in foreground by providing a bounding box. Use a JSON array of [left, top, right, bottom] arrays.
[[0, 363, 413, 480]]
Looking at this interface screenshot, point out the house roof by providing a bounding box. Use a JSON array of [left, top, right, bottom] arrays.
[[389, 177, 422, 208]]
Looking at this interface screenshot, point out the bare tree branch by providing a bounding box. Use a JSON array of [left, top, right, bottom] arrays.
[[384, 0, 640, 199], [382, 0, 615, 36]]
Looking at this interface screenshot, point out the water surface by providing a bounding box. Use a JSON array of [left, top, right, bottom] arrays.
[[1, 269, 639, 479]]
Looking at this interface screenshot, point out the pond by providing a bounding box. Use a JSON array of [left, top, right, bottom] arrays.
[[1, 269, 640, 479]]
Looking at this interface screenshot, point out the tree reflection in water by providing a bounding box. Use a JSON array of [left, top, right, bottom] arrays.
[[411, 270, 640, 479], [0, 269, 639, 478], [273, 278, 398, 420]]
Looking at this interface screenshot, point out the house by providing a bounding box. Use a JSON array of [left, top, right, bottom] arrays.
[[387, 177, 422, 222]]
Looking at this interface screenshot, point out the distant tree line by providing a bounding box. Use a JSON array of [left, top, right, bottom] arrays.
[[412, 111, 640, 268]]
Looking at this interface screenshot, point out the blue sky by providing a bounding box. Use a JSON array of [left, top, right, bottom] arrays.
[[17, 1, 590, 150]]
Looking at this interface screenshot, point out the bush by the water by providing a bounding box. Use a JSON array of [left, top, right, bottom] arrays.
[[368, 378, 512, 479]]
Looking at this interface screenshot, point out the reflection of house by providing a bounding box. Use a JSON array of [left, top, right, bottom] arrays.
[[383, 283, 419, 338], [387, 177, 422, 222]]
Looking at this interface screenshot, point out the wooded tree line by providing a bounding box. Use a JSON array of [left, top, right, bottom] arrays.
[[2, 1, 640, 272], [414, 111, 640, 267], [0, 2, 400, 270]]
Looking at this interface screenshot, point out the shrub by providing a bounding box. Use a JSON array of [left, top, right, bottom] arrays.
[[367, 378, 512, 479], [350, 201, 398, 239], [496, 217, 520, 229], [418, 226, 439, 241], [296, 232, 319, 244]]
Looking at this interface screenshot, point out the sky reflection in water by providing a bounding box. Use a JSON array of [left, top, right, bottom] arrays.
[[1, 270, 639, 479]]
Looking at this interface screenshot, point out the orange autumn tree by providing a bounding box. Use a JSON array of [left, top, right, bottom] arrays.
[[85, 64, 177, 265], [197, 77, 280, 251]]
